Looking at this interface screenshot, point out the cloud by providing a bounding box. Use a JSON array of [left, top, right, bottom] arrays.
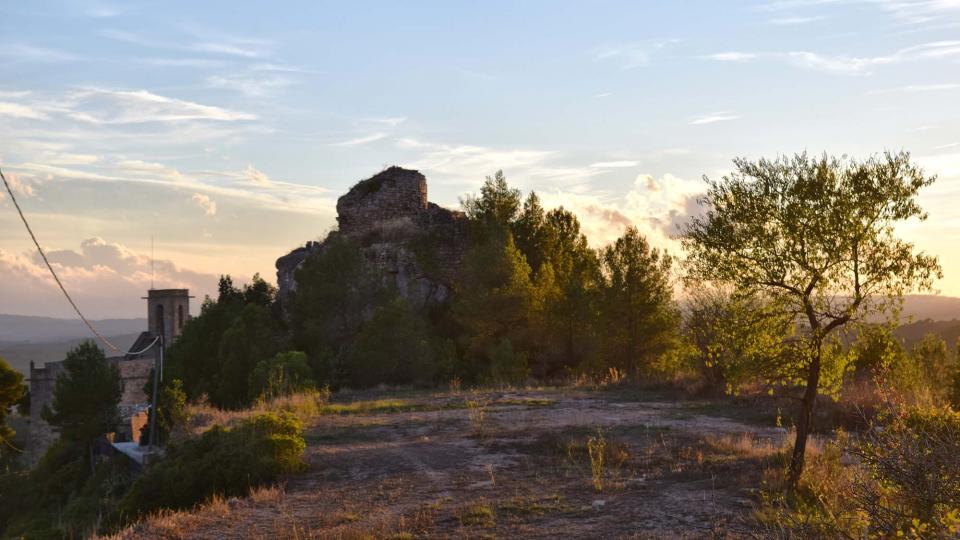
[[537, 173, 707, 250], [101, 29, 271, 59], [703, 41, 960, 74], [690, 111, 740, 125], [0, 44, 77, 63], [206, 74, 292, 97], [65, 88, 257, 124], [0, 238, 218, 318], [243, 164, 272, 186], [867, 83, 960, 94], [365, 117, 407, 127], [589, 161, 639, 168], [0, 172, 35, 200], [191, 193, 217, 216], [334, 133, 388, 146], [768, 15, 827, 24], [0, 101, 47, 120], [595, 40, 678, 69]]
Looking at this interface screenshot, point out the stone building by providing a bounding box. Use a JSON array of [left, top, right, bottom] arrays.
[[276, 166, 469, 313], [27, 289, 191, 464]]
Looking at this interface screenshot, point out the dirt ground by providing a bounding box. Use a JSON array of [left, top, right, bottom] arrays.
[[119, 387, 791, 539]]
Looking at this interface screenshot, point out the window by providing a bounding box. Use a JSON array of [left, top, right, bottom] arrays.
[[156, 304, 164, 337], [177, 304, 184, 330]]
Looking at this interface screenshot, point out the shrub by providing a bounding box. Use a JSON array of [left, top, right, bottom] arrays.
[[119, 412, 305, 522], [251, 351, 315, 400], [758, 407, 960, 538]]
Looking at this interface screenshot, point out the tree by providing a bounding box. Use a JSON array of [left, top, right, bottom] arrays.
[[600, 226, 679, 376], [251, 351, 315, 399], [291, 235, 388, 383], [683, 286, 797, 394], [682, 152, 941, 489], [454, 233, 537, 383], [0, 356, 27, 458], [42, 341, 122, 470], [347, 298, 438, 387], [217, 303, 280, 408], [461, 170, 522, 237]]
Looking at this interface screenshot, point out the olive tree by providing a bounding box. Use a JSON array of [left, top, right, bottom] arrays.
[[681, 152, 941, 488]]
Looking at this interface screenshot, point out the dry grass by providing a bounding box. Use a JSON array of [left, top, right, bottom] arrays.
[[187, 389, 330, 435]]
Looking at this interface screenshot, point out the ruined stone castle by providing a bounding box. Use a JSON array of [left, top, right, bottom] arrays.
[[276, 166, 469, 311], [27, 289, 191, 464]]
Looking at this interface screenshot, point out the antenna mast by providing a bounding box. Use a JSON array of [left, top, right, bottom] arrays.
[[151, 235, 155, 290]]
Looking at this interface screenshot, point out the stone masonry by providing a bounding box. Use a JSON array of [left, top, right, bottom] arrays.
[[276, 166, 469, 312]]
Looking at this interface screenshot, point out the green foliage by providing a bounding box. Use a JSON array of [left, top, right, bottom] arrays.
[[166, 274, 282, 409], [461, 170, 521, 237], [43, 341, 122, 453], [140, 378, 191, 445], [682, 151, 941, 485], [0, 438, 134, 539], [347, 298, 440, 387], [454, 233, 537, 383], [684, 287, 798, 394], [0, 355, 27, 459], [291, 234, 389, 384], [252, 351, 315, 399], [120, 412, 305, 520], [217, 303, 281, 408], [600, 226, 679, 377]]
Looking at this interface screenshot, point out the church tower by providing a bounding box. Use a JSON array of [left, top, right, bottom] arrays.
[[144, 289, 192, 346]]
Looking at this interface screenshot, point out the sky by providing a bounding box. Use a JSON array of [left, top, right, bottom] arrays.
[[1, 0, 960, 319]]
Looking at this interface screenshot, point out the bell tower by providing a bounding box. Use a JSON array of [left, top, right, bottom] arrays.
[[144, 289, 192, 346]]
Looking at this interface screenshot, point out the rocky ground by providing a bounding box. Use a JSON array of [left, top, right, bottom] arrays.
[[114, 387, 791, 539]]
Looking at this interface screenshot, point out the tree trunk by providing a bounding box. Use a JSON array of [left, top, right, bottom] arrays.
[[788, 347, 821, 492]]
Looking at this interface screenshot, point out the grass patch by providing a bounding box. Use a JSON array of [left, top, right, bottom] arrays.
[[496, 397, 555, 407], [498, 494, 566, 516], [458, 501, 496, 527], [317, 398, 460, 415]]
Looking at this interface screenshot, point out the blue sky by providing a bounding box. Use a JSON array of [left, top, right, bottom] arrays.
[[2, 0, 960, 317]]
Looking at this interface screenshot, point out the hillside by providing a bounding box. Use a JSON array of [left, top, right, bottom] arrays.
[[0, 314, 146, 342], [0, 333, 144, 375]]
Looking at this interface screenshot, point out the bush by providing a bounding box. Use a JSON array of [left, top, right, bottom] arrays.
[[251, 351, 315, 399], [758, 407, 960, 538], [119, 412, 305, 522]]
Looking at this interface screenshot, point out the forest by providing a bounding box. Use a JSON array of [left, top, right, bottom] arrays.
[[1, 152, 959, 538]]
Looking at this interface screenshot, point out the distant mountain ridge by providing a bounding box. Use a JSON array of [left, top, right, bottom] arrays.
[[0, 314, 146, 343]]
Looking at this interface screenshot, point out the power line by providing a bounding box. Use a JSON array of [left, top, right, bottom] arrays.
[[0, 166, 121, 353]]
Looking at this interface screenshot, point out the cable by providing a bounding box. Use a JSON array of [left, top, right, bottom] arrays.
[[1, 166, 121, 353], [124, 335, 160, 357]]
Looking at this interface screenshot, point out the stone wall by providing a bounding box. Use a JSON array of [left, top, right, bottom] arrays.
[[27, 355, 155, 465], [276, 166, 469, 311]]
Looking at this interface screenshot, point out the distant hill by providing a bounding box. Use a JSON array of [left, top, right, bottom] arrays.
[[0, 313, 147, 376], [894, 319, 960, 349], [0, 314, 146, 342], [0, 333, 144, 376], [898, 295, 960, 323]]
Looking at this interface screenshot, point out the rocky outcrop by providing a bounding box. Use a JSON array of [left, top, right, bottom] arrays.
[[276, 166, 469, 312]]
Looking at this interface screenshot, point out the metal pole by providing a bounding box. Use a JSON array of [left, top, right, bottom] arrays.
[[148, 334, 164, 451]]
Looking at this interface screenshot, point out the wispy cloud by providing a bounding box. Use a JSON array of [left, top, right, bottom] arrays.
[[690, 111, 740, 125], [65, 88, 257, 124], [101, 28, 272, 59], [867, 83, 960, 94], [1, 44, 78, 63], [206, 74, 292, 97], [191, 193, 218, 216], [0, 101, 48, 119], [333, 133, 388, 146], [243, 164, 272, 186], [589, 160, 639, 168], [703, 41, 960, 74], [595, 39, 678, 69], [768, 15, 827, 24]]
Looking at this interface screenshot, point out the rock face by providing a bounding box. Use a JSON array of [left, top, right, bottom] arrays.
[[275, 166, 469, 312]]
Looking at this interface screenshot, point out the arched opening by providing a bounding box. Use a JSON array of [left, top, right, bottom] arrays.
[[177, 304, 184, 330], [156, 304, 165, 337]]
